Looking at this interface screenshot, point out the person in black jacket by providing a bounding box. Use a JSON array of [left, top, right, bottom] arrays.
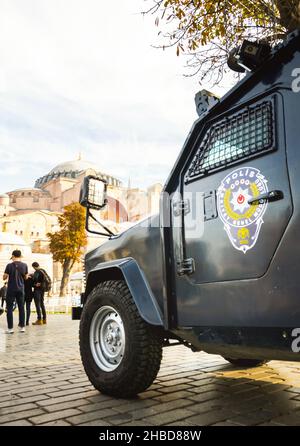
[[0, 282, 6, 316], [24, 275, 34, 326], [0, 282, 7, 308], [32, 262, 47, 325]]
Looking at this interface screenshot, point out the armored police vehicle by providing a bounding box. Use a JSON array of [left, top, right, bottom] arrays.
[[73, 31, 300, 397]]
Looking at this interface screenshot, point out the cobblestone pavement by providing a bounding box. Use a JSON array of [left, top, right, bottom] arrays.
[[1, 314, 300, 426]]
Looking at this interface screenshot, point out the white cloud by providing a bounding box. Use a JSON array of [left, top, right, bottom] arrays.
[[0, 0, 234, 192]]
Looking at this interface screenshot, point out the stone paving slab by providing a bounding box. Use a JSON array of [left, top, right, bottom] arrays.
[[1, 314, 300, 426]]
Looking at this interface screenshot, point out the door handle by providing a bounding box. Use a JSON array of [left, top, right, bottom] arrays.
[[248, 190, 284, 205]]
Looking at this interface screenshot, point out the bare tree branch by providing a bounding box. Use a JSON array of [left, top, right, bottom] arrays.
[[143, 0, 298, 84]]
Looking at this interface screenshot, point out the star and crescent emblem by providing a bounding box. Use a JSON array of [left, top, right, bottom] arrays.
[[217, 167, 268, 253]]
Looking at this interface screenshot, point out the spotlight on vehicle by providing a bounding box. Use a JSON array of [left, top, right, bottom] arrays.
[[227, 40, 272, 73]]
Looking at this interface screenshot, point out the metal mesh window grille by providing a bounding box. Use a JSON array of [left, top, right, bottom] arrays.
[[186, 101, 274, 182]]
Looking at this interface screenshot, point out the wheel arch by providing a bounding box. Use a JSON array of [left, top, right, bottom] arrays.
[[84, 258, 163, 327]]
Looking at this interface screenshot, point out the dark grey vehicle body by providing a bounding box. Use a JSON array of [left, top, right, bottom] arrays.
[[83, 31, 300, 362]]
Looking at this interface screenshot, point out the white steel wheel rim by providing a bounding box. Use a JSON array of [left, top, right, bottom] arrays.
[[89, 305, 125, 372]]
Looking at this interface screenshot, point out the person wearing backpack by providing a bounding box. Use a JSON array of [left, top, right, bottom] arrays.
[[3, 250, 28, 333], [31, 262, 51, 325]]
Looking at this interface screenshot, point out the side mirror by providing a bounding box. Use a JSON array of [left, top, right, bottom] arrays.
[[79, 175, 107, 210]]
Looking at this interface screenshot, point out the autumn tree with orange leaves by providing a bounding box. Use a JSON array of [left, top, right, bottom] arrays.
[[48, 202, 87, 297]]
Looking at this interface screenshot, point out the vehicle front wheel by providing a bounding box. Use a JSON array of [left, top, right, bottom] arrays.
[[79, 280, 163, 398], [224, 357, 268, 367]]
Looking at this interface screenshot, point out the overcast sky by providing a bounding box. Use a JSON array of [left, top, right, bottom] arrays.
[[0, 0, 234, 193]]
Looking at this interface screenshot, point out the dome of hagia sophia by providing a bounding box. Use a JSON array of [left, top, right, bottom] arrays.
[[35, 155, 121, 188]]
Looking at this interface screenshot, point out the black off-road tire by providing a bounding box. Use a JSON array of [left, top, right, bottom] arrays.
[[79, 280, 162, 398], [224, 357, 268, 367]]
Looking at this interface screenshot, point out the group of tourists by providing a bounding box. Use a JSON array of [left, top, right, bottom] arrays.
[[0, 249, 51, 334]]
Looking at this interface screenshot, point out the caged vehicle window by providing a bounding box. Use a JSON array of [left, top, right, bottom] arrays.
[[185, 100, 274, 183]]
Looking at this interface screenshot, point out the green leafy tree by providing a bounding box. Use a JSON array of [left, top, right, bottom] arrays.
[[48, 202, 87, 297], [146, 0, 300, 82]]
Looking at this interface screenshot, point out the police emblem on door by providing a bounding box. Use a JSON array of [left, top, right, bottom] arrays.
[[217, 167, 268, 253]]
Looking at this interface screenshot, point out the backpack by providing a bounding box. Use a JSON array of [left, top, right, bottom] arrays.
[[39, 269, 52, 292]]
